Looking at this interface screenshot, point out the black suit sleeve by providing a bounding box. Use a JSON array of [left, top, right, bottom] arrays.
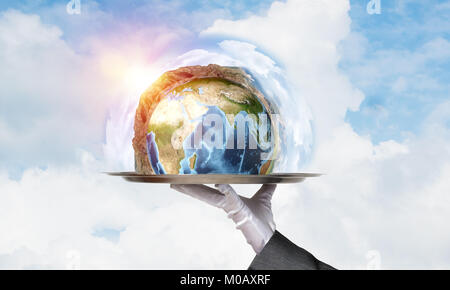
[[248, 231, 336, 270]]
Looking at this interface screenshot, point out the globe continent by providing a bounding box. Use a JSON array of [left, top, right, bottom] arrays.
[[146, 77, 277, 175]]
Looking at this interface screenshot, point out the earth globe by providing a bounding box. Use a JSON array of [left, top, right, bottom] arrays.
[[132, 64, 280, 175]]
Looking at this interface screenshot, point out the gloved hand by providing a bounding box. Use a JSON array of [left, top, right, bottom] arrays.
[[170, 184, 276, 254]]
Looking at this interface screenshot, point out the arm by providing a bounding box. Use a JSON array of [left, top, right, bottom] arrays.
[[170, 184, 335, 270], [249, 231, 335, 270]]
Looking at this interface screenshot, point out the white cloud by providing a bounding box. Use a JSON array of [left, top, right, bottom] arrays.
[[269, 110, 450, 269], [0, 154, 257, 269], [1, 0, 449, 270], [0, 9, 183, 174]]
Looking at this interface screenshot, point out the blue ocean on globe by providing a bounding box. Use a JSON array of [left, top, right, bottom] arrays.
[[146, 105, 273, 175]]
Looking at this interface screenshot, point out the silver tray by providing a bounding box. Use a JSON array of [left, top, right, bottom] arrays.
[[106, 172, 321, 184]]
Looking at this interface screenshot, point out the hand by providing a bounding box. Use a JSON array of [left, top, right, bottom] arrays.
[[170, 184, 276, 254]]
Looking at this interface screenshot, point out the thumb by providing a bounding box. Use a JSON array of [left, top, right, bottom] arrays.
[[252, 184, 276, 205]]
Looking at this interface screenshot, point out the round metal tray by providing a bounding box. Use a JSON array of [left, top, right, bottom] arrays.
[[106, 172, 321, 184]]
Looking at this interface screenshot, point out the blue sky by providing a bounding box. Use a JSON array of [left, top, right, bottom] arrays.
[[0, 0, 449, 171], [343, 0, 450, 143]]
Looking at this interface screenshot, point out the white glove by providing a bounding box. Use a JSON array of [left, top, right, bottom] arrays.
[[170, 184, 276, 254]]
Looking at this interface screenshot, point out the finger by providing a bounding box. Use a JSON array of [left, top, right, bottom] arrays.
[[215, 184, 245, 214], [252, 184, 276, 202], [215, 184, 237, 196], [170, 184, 225, 208]]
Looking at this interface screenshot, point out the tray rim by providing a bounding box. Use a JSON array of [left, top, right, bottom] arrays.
[[105, 172, 322, 184]]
